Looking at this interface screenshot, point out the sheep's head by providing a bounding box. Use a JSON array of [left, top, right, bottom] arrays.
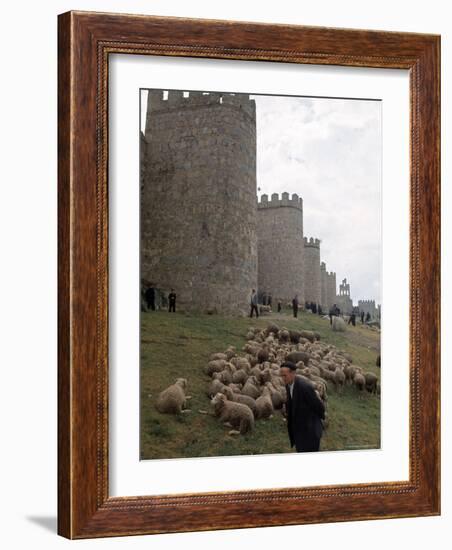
[[222, 386, 234, 400], [175, 378, 187, 390], [211, 392, 227, 407]]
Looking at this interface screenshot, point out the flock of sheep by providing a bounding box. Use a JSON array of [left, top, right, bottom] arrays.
[[154, 322, 380, 438]]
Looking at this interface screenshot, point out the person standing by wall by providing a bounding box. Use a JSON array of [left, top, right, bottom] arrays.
[[145, 285, 156, 311], [250, 288, 259, 318], [292, 294, 299, 318], [168, 289, 177, 313]]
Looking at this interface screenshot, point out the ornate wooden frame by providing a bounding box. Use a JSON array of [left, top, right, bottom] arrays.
[[58, 11, 440, 539]]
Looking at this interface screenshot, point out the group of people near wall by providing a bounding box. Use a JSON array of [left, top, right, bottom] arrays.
[[143, 285, 374, 328], [142, 285, 177, 313], [250, 290, 374, 326]]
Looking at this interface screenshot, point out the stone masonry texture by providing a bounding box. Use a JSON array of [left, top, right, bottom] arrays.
[[141, 90, 257, 314], [257, 193, 304, 304], [303, 237, 321, 305]]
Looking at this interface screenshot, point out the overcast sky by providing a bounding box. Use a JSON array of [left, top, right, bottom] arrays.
[[141, 90, 382, 305], [252, 94, 381, 305]]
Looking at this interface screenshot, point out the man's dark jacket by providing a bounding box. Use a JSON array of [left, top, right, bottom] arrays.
[[286, 375, 325, 452]]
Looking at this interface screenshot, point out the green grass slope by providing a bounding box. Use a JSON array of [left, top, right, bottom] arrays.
[[140, 308, 380, 459]]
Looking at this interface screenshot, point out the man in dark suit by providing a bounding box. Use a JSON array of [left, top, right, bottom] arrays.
[[145, 286, 156, 311], [292, 294, 299, 318], [168, 289, 177, 313], [280, 361, 325, 452]]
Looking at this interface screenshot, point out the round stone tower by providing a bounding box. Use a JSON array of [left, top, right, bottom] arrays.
[[141, 90, 257, 314], [257, 192, 304, 304], [303, 237, 321, 306], [326, 271, 337, 311], [320, 261, 327, 309]]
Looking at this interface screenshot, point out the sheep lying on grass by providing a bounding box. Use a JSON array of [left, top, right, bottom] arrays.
[[255, 387, 274, 420], [155, 378, 191, 414], [205, 359, 228, 376], [265, 382, 285, 409], [229, 392, 257, 416], [211, 392, 254, 435], [241, 377, 261, 399]]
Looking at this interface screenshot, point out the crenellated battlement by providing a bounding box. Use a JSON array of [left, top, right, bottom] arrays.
[[146, 89, 256, 120], [358, 299, 376, 306], [303, 236, 321, 248], [257, 192, 303, 212]]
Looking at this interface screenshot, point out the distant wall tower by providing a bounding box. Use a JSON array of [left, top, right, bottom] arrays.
[[358, 299, 377, 319], [336, 277, 353, 314], [320, 262, 327, 309], [326, 271, 337, 310], [141, 90, 257, 313], [303, 237, 321, 306], [257, 192, 304, 303]]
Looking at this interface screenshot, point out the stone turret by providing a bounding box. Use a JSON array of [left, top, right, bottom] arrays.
[[326, 271, 337, 311], [257, 192, 304, 303], [358, 299, 378, 319], [320, 262, 328, 309], [336, 277, 353, 314], [303, 237, 321, 306], [141, 89, 257, 314]]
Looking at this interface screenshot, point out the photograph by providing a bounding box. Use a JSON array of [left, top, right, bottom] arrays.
[[139, 88, 382, 460]]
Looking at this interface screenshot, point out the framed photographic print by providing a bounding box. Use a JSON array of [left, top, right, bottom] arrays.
[[58, 11, 440, 538]]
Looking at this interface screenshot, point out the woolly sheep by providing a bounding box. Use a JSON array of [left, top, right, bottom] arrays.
[[207, 378, 232, 398], [278, 329, 290, 343], [333, 368, 346, 391], [265, 382, 285, 409], [343, 364, 355, 384], [332, 316, 346, 332], [230, 356, 251, 372], [255, 387, 274, 419], [300, 330, 316, 343], [232, 368, 248, 385], [210, 352, 228, 361], [230, 392, 257, 416], [155, 378, 190, 414], [241, 377, 261, 399], [224, 347, 236, 360], [365, 372, 379, 394], [228, 382, 243, 393], [286, 350, 310, 365], [205, 359, 228, 376], [353, 372, 366, 392], [211, 393, 254, 435], [266, 323, 280, 336], [257, 346, 270, 364], [212, 369, 233, 386]]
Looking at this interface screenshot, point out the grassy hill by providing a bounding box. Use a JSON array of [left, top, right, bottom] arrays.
[[140, 307, 380, 460]]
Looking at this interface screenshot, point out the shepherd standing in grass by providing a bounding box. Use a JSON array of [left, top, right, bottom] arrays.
[[280, 361, 325, 452]]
